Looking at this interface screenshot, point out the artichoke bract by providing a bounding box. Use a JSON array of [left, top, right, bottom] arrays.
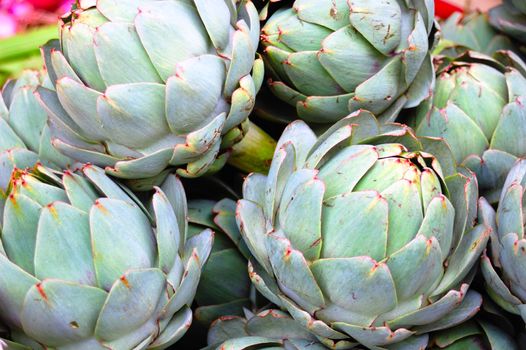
[[237, 110, 491, 349], [207, 306, 521, 350], [1, 70, 75, 225], [0, 165, 213, 349], [428, 299, 519, 350], [260, 0, 437, 124], [205, 309, 327, 350], [1, 70, 72, 169], [440, 12, 518, 56], [489, 0, 526, 45], [414, 51, 526, 203], [188, 199, 256, 325], [0, 70, 74, 171], [481, 159, 526, 325], [37, 0, 264, 183]]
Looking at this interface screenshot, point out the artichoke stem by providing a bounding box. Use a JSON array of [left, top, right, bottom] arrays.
[[228, 121, 276, 175]]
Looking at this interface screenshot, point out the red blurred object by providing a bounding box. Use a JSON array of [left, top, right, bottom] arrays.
[[26, 0, 63, 11], [0, 0, 73, 38], [0, 11, 17, 37], [435, 0, 464, 19]]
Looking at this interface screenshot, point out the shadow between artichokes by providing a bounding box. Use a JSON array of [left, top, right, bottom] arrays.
[[259, 0, 437, 124], [0, 165, 213, 349], [187, 198, 260, 326], [36, 0, 264, 185], [236, 110, 492, 349]]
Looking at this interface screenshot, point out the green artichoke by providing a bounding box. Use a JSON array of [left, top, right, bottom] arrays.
[[489, 0, 526, 45], [37, 0, 264, 183], [206, 305, 521, 350], [428, 299, 519, 350], [237, 110, 491, 349], [260, 0, 437, 124], [481, 158, 526, 325], [205, 309, 327, 350], [440, 12, 518, 56], [1, 70, 74, 170], [413, 51, 526, 203], [1, 70, 75, 223], [187, 199, 256, 325], [0, 164, 213, 349]]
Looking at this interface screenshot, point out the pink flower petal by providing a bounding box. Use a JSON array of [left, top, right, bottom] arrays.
[[0, 12, 17, 38]]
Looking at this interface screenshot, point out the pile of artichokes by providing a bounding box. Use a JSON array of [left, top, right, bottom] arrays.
[[0, 0, 526, 349]]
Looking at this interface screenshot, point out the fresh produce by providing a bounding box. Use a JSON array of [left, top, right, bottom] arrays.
[[205, 302, 522, 350], [428, 299, 520, 349], [237, 110, 491, 348], [1, 1, 526, 349], [1, 69, 74, 169], [489, 0, 526, 44], [37, 0, 264, 183], [1, 70, 75, 221], [440, 12, 518, 55], [0, 165, 213, 349], [260, 0, 437, 124], [481, 159, 526, 325], [205, 309, 326, 350], [413, 51, 526, 203], [187, 199, 256, 325]]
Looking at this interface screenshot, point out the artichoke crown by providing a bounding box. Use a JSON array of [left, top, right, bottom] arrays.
[[237, 110, 491, 348], [414, 51, 526, 203], [260, 0, 437, 124], [38, 0, 264, 182], [0, 165, 213, 349]]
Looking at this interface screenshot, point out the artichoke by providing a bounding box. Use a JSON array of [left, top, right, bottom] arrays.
[[0, 164, 213, 349], [481, 159, 526, 325], [413, 51, 526, 203], [489, 0, 526, 45], [440, 12, 518, 56], [206, 306, 521, 350], [428, 299, 519, 350], [260, 0, 437, 124], [237, 110, 491, 349], [188, 198, 256, 325], [1, 70, 74, 170], [1, 70, 75, 223], [37, 0, 264, 183], [205, 309, 327, 350]]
